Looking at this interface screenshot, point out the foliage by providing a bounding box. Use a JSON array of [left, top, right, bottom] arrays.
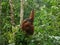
[[0, 0, 60, 45]]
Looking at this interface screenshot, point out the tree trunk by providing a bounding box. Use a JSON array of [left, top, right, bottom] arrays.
[[9, 0, 15, 26], [20, 0, 24, 27]]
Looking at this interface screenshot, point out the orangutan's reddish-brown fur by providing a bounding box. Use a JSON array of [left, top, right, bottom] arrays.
[[21, 9, 34, 35]]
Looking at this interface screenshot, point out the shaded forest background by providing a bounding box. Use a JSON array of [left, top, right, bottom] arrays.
[[0, 0, 60, 45]]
